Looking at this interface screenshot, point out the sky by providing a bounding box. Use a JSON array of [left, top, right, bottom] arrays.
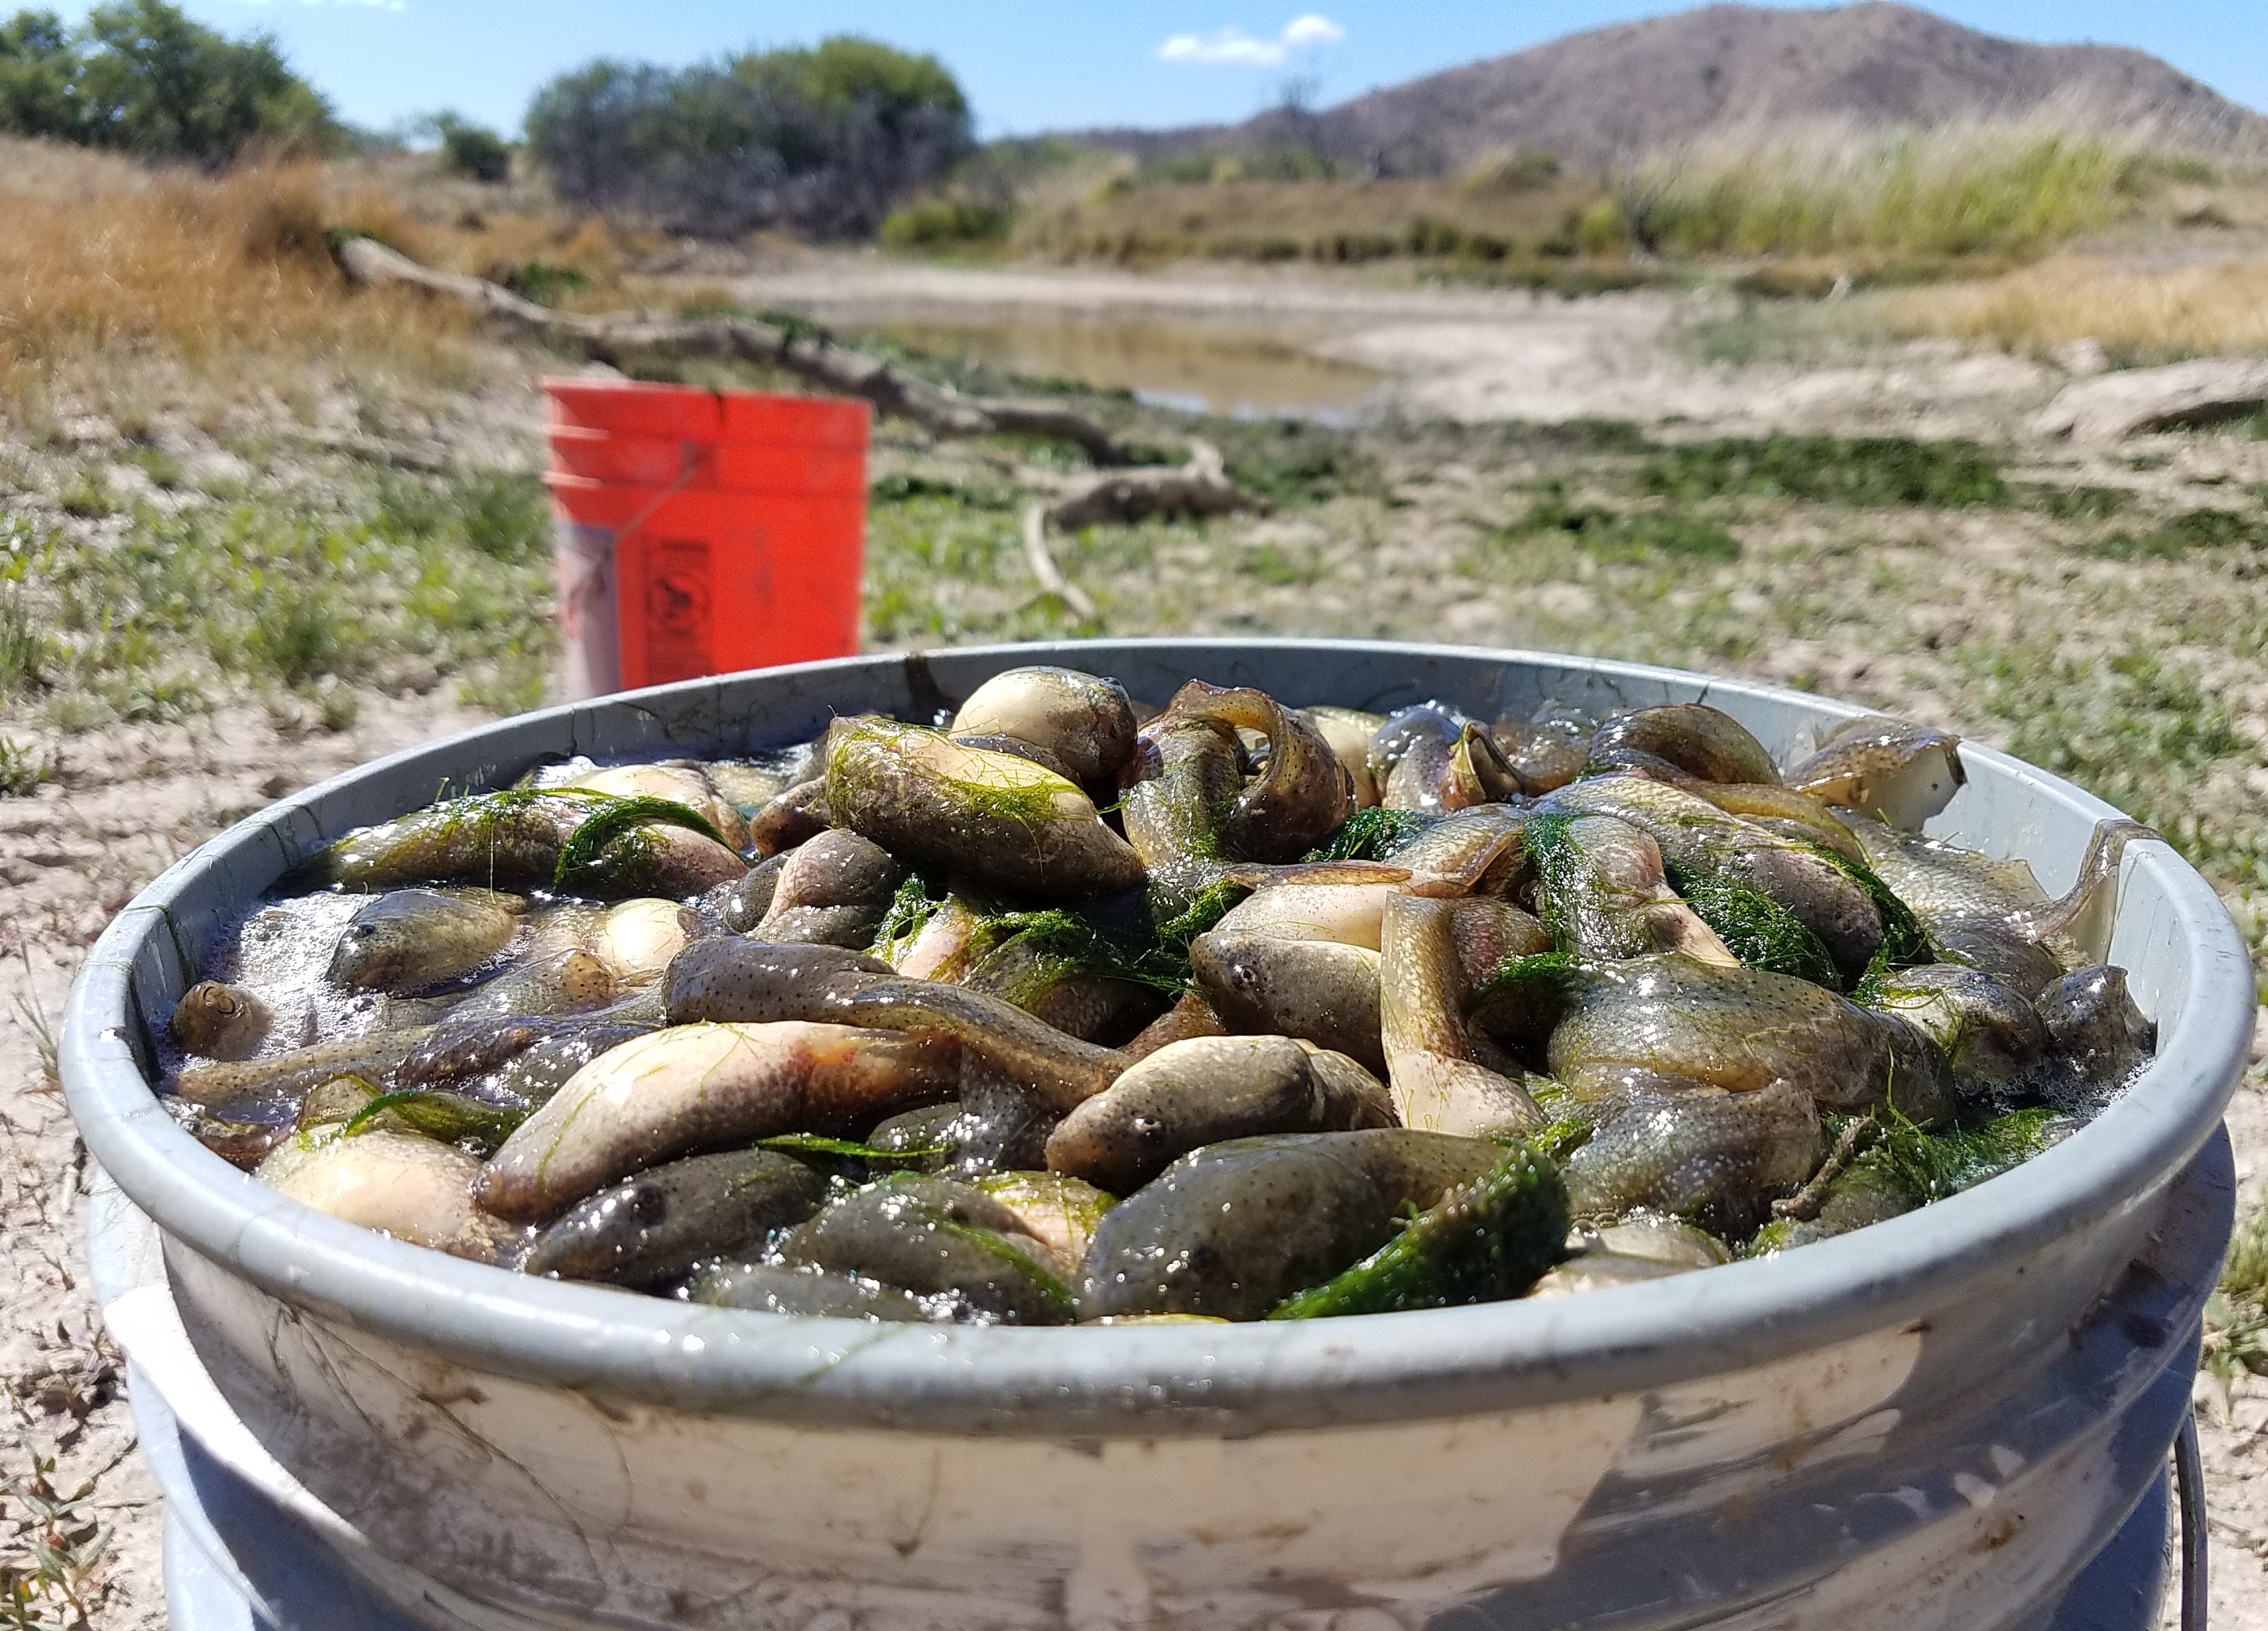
[[50, 1, 2268, 139]]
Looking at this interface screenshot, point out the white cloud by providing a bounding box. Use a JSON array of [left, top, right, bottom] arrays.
[[1158, 28, 1288, 67], [1157, 14, 1344, 66]]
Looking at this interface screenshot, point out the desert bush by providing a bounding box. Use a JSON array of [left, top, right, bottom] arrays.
[[525, 35, 971, 239], [881, 137, 1105, 254], [0, 0, 335, 162], [880, 197, 1009, 250]]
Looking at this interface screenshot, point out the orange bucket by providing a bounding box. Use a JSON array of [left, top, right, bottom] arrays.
[[542, 380, 870, 698]]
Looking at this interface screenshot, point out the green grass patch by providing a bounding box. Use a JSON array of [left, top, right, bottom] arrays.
[[864, 490, 1107, 644], [1488, 497, 1740, 562], [124, 446, 185, 491], [2087, 507, 2266, 559], [2227, 1203, 2268, 1313], [2018, 484, 2135, 521], [2210, 1205, 2268, 1380], [498, 261, 593, 308], [457, 473, 551, 563], [458, 647, 551, 717], [1679, 302, 1888, 369], [1637, 435, 2007, 508], [869, 472, 1016, 510], [1499, 419, 1655, 455], [1237, 543, 1321, 585], [376, 470, 550, 564], [58, 470, 117, 518], [0, 585, 50, 698], [1968, 644, 2244, 836], [26, 469, 557, 720], [1216, 421, 1386, 508]]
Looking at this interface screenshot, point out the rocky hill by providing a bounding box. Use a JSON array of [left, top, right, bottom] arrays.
[[1078, 2, 2267, 173]]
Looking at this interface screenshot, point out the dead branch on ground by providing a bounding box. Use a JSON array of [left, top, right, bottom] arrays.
[[1019, 503, 1097, 621], [335, 235, 1154, 467], [1044, 439, 1256, 529]]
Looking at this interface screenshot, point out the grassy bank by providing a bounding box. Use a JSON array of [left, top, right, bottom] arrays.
[[897, 116, 2267, 297], [1616, 120, 2200, 258]]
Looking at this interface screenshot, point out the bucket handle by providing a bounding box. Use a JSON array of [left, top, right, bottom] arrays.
[[2176, 1411, 2207, 1630]]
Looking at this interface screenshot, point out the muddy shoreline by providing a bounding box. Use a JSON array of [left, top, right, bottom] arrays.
[[732, 254, 2069, 440]]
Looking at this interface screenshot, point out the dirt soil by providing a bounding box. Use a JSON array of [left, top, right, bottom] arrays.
[[4, 257, 2266, 1626]]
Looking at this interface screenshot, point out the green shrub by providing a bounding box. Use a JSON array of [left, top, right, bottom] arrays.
[[434, 112, 511, 182], [1493, 498, 1740, 561], [880, 198, 1010, 250], [0, 734, 54, 795]]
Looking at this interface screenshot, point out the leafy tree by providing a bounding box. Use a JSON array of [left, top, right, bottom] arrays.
[[432, 110, 511, 182], [0, 11, 76, 139], [736, 35, 966, 126], [525, 35, 971, 239], [0, 0, 335, 162]]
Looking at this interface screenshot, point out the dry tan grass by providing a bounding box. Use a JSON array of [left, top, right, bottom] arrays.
[[0, 142, 469, 416], [0, 138, 643, 424], [1879, 254, 2268, 361]]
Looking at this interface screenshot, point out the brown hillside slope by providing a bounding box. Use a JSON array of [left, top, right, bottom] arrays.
[[1080, 2, 2268, 172]]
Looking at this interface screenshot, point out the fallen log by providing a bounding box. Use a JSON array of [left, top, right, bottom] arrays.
[[2032, 357, 2268, 442], [334, 235, 1143, 467], [1044, 439, 1257, 530]]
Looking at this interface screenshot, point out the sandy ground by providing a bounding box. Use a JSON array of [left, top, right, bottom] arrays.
[[2187, 1077, 2268, 1629], [0, 696, 490, 1627], [4, 256, 2266, 1624], [734, 254, 2065, 441]]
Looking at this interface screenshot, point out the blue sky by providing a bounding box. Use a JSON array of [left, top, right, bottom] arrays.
[[56, 2, 2268, 138]]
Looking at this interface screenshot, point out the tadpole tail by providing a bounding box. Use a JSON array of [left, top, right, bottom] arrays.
[[2006, 818, 2160, 956], [823, 977, 1128, 1114]]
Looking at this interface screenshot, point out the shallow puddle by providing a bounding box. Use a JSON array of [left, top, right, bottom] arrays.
[[818, 308, 1385, 422]]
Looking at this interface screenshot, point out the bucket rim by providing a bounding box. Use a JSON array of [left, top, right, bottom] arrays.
[[59, 637, 2255, 1435]]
